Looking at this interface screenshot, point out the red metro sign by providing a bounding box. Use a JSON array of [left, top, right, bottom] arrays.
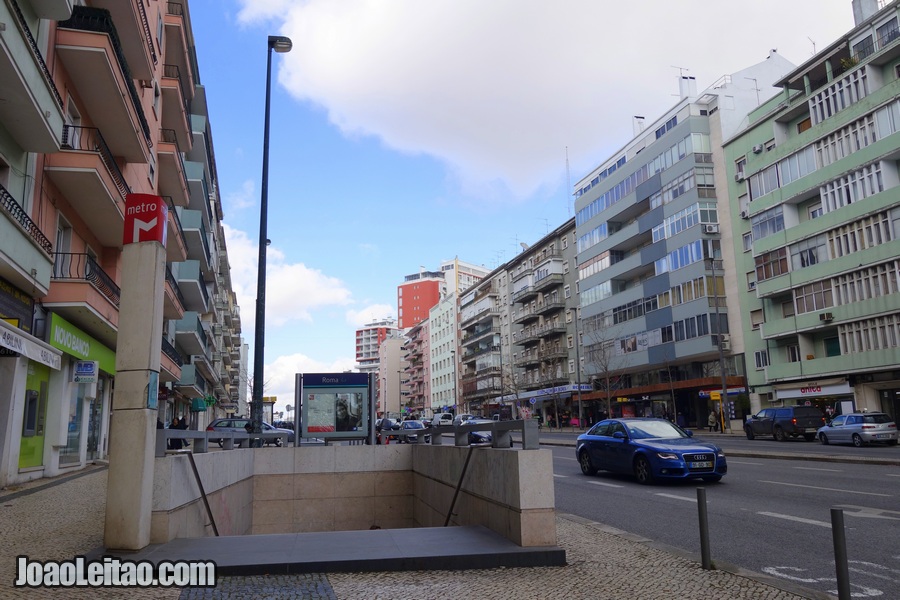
[[123, 193, 168, 246]]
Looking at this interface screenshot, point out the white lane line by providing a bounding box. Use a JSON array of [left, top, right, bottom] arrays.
[[887, 474, 900, 477], [587, 481, 624, 488], [758, 512, 832, 528], [553, 474, 568, 478], [728, 460, 764, 465], [655, 493, 697, 503], [760, 480, 891, 497], [793, 466, 842, 472], [556, 456, 577, 461]]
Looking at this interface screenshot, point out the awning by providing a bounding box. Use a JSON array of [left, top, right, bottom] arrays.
[[0, 319, 62, 370]]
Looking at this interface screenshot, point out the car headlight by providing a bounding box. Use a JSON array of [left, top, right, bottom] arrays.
[[717, 450, 726, 458], [657, 452, 679, 460]]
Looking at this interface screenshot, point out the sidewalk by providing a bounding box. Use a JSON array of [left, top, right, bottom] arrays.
[[0, 449, 832, 600]]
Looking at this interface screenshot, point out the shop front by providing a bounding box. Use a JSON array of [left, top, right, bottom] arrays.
[[773, 379, 855, 417], [45, 313, 116, 477]]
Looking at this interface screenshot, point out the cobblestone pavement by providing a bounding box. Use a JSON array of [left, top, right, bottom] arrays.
[[0, 465, 826, 600]]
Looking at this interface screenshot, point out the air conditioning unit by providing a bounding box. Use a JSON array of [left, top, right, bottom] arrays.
[[740, 210, 750, 220], [719, 335, 731, 351], [752, 144, 764, 154], [820, 312, 834, 322], [703, 224, 719, 234], [734, 172, 745, 183]]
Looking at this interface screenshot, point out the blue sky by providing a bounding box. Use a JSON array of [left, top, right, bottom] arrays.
[[186, 0, 855, 415]]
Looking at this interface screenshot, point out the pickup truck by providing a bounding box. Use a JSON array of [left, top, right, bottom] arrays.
[[744, 406, 826, 442]]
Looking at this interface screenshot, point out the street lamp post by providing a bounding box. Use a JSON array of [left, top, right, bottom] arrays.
[[251, 35, 292, 444]]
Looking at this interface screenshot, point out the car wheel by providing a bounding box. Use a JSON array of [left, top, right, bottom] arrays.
[[803, 434, 816, 442], [852, 433, 864, 447], [774, 427, 786, 442], [702, 475, 722, 483], [819, 433, 829, 445], [274, 438, 283, 447], [217, 440, 224, 448], [578, 450, 597, 476], [633, 455, 655, 485], [744, 427, 755, 440]]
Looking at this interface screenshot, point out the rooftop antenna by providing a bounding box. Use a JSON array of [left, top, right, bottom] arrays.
[[536, 217, 549, 234], [807, 37, 816, 56], [744, 77, 761, 106]]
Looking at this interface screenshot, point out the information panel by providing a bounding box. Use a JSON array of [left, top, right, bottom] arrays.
[[297, 372, 370, 439]]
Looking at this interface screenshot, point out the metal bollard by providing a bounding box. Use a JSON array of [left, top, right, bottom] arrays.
[[831, 508, 851, 600], [697, 488, 711, 570]]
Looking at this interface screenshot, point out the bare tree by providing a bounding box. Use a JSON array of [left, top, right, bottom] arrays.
[[582, 315, 624, 418]]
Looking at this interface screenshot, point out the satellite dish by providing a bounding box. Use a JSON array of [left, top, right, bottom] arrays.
[[286, 404, 293, 411]]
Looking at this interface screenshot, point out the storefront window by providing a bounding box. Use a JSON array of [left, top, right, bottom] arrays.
[[59, 387, 85, 466]]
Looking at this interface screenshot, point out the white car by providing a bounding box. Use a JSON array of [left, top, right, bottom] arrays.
[[432, 412, 454, 426], [453, 413, 475, 426]]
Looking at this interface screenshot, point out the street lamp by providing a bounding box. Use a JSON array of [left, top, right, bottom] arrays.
[[251, 35, 292, 443]]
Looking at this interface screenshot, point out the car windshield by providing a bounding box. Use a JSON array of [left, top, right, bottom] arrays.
[[403, 421, 424, 429], [864, 414, 893, 424], [625, 420, 688, 440]]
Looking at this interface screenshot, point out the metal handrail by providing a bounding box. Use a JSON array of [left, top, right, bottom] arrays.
[[0, 182, 53, 254], [165, 265, 187, 311], [8, 0, 64, 108], [51, 253, 121, 306], [135, 0, 158, 66], [163, 64, 191, 115], [161, 336, 183, 366], [61, 125, 130, 200]]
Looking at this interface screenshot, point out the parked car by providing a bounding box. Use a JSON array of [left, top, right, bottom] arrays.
[[432, 412, 454, 427], [464, 418, 514, 447], [744, 406, 826, 442], [453, 413, 475, 426], [399, 420, 430, 443], [576, 418, 727, 485], [206, 418, 294, 447], [817, 412, 898, 447]]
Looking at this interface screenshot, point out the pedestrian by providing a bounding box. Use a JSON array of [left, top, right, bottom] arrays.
[[169, 417, 184, 450], [676, 412, 686, 429], [707, 410, 717, 433]]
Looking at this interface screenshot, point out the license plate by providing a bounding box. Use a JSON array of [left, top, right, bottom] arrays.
[[876, 434, 891, 439], [804, 428, 818, 433], [690, 461, 713, 469]]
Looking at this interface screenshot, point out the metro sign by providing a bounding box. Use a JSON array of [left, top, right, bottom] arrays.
[[123, 193, 168, 245]]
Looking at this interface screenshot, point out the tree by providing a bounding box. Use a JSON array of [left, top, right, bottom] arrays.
[[582, 314, 623, 418]]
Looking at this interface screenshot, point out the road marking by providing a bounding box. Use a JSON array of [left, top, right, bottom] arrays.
[[727, 460, 764, 465], [886, 473, 900, 477], [835, 505, 900, 521], [758, 512, 832, 528], [556, 456, 577, 461], [793, 466, 842, 472], [655, 493, 696, 503], [553, 474, 568, 478], [760, 480, 891, 497], [586, 481, 624, 488]]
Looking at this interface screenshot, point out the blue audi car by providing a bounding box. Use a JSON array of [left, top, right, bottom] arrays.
[[575, 418, 727, 484]]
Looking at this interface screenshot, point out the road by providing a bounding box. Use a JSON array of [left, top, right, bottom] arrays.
[[551, 444, 900, 598]]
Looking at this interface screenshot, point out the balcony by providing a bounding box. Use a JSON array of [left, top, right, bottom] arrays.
[[44, 126, 129, 247], [160, 336, 183, 383], [515, 352, 541, 368], [534, 299, 566, 316], [533, 273, 564, 293], [46, 253, 120, 348], [0, 0, 65, 152], [158, 130, 190, 208], [163, 197, 188, 263], [460, 307, 498, 328], [462, 327, 499, 346], [90, 0, 156, 80], [512, 309, 540, 325], [160, 65, 192, 149], [164, 2, 196, 107], [0, 183, 53, 294], [57, 6, 152, 163], [513, 323, 567, 346], [512, 285, 538, 304], [163, 266, 186, 320], [174, 312, 207, 357], [175, 261, 209, 313], [175, 362, 206, 397], [178, 209, 212, 273]]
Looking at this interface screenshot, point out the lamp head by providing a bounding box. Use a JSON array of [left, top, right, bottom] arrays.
[[268, 35, 293, 53]]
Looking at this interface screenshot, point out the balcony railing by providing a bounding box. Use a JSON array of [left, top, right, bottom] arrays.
[[59, 6, 153, 146], [163, 196, 187, 247], [8, 0, 64, 108], [163, 64, 191, 114], [162, 336, 183, 366], [160, 129, 189, 189], [62, 125, 130, 200], [52, 253, 121, 306], [165, 265, 187, 309], [135, 0, 158, 67], [0, 182, 53, 254]]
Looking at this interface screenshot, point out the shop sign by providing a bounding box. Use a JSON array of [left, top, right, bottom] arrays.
[[48, 313, 115, 374], [123, 194, 167, 245], [0, 320, 61, 369], [776, 382, 852, 400], [73, 360, 99, 383], [0, 276, 34, 334]]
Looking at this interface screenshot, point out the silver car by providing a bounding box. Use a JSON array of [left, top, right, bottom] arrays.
[[817, 412, 898, 447]]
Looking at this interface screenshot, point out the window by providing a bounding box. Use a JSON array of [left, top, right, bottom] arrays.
[[751, 205, 785, 241], [754, 350, 770, 369], [564, 285, 571, 299], [750, 310, 764, 330], [743, 232, 753, 252], [797, 117, 812, 134], [790, 235, 826, 269], [877, 17, 899, 47], [782, 301, 795, 318], [755, 248, 788, 282], [787, 345, 801, 363], [809, 204, 823, 219]]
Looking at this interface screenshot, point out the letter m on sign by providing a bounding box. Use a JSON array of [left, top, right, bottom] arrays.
[[123, 193, 168, 245]]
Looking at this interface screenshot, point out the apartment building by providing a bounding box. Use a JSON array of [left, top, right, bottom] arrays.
[[458, 267, 508, 416], [0, 0, 242, 486], [355, 318, 398, 373], [401, 320, 429, 417], [507, 218, 587, 424], [725, 0, 900, 417], [377, 334, 407, 418], [428, 292, 458, 416], [573, 55, 796, 429]]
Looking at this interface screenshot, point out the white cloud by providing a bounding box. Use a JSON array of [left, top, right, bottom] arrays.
[[346, 304, 396, 327], [235, 0, 851, 200], [225, 179, 256, 212], [223, 223, 354, 333], [261, 352, 357, 417]]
